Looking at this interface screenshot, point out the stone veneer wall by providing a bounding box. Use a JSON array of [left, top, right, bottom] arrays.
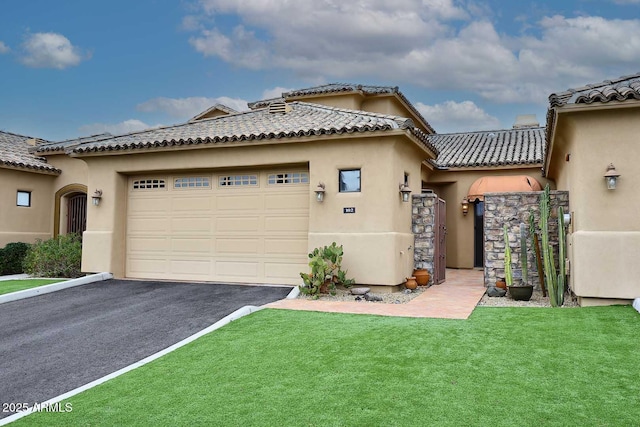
[[412, 193, 437, 276], [484, 191, 569, 288]]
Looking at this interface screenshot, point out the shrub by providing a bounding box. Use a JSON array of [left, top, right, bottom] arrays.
[[23, 234, 83, 278], [300, 242, 355, 298], [0, 242, 31, 275]]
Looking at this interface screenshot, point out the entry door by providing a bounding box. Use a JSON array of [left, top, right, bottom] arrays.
[[434, 198, 446, 284], [67, 194, 87, 235], [474, 201, 484, 268]]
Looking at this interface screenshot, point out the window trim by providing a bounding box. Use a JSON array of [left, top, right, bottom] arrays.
[[338, 169, 361, 193], [17, 190, 31, 207]]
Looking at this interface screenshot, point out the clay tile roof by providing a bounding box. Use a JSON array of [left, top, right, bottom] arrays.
[[36, 133, 114, 153], [248, 83, 436, 134], [0, 131, 60, 174], [72, 102, 438, 156], [428, 127, 545, 168], [549, 72, 640, 107], [189, 103, 240, 122]]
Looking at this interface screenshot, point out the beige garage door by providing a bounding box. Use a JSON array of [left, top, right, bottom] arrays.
[[126, 170, 309, 284]]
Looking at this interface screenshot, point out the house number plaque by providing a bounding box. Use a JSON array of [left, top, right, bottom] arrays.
[[343, 207, 356, 214]]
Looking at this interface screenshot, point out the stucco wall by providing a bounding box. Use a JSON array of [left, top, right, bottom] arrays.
[[79, 133, 431, 287], [0, 168, 55, 246], [548, 105, 640, 303]]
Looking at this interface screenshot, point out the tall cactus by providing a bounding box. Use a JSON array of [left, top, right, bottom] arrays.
[[503, 224, 513, 287], [520, 222, 528, 285], [529, 210, 546, 296], [557, 206, 566, 306], [539, 184, 561, 307]]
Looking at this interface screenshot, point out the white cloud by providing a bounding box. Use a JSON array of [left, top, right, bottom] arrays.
[[78, 119, 159, 137], [20, 32, 86, 69], [137, 96, 249, 118], [186, 1, 640, 104], [416, 100, 501, 133], [0, 41, 9, 54], [261, 86, 292, 100]]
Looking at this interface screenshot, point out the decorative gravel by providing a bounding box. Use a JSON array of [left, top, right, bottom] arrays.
[[297, 286, 427, 304], [479, 288, 579, 307], [298, 285, 580, 308]]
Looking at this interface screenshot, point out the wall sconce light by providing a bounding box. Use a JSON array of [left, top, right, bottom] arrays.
[[399, 184, 412, 203], [315, 183, 325, 202], [604, 163, 620, 190], [461, 198, 469, 215], [92, 189, 103, 206]]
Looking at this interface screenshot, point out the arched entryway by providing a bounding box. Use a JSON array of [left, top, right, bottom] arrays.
[[54, 184, 88, 237], [467, 175, 542, 268]]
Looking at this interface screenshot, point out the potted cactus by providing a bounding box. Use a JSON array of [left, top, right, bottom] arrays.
[[504, 223, 534, 301]]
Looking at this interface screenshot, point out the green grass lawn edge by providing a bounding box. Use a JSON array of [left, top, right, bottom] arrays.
[[14, 306, 640, 427], [0, 279, 64, 296]]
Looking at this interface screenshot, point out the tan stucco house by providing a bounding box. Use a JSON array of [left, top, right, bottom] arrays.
[[3, 76, 640, 305]]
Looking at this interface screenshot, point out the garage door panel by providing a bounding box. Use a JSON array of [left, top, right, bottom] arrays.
[[171, 196, 213, 212], [170, 259, 212, 276], [171, 238, 212, 254], [217, 194, 262, 210], [217, 216, 261, 232], [128, 217, 170, 233], [216, 260, 259, 278], [264, 238, 307, 255], [264, 262, 308, 283], [128, 237, 170, 253], [265, 216, 308, 232], [128, 197, 170, 213], [127, 170, 308, 284], [216, 238, 260, 254], [171, 217, 212, 233], [127, 258, 168, 276], [265, 193, 308, 210]]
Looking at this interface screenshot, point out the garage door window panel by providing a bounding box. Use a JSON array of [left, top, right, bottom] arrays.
[[133, 179, 166, 190], [268, 172, 309, 185], [174, 177, 210, 189], [219, 175, 258, 187]]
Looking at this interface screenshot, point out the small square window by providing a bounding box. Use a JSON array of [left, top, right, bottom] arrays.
[[339, 169, 361, 193], [17, 191, 31, 207]]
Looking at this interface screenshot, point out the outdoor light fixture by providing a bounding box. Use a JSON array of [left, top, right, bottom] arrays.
[[604, 163, 620, 190], [315, 183, 326, 202], [461, 198, 469, 215], [92, 189, 103, 206], [399, 184, 412, 203]]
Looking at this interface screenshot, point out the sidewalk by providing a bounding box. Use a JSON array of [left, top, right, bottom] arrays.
[[0, 274, 28, 281], [266, 269, 486, 319]]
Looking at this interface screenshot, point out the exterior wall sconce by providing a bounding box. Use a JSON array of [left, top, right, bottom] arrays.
[[461, 198, 469, 215], [399, 184, 412, 203], [315, 183, 325, 202], [92, 189, 103, 206], [604, 163, 620, 190]]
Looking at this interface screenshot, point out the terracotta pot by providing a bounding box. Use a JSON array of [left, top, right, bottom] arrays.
[[496, 280, 507, 290], [405, 277, 418, 290], [413, 269, 430, 286]]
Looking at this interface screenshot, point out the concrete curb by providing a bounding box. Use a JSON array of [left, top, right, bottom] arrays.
[[0, 304, 263, 426], [286, 286, 301, 299], [0, 272, 113, 305]]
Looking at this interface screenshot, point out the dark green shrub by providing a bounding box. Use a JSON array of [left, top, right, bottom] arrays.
[[23, 234, 83, 278], [0, 242, 31, 275]]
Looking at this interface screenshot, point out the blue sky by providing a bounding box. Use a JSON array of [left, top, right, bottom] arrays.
[[1, 0, 639, 141]]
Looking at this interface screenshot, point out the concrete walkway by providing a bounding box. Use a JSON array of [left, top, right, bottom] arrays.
[[266, 269, 486, 319]]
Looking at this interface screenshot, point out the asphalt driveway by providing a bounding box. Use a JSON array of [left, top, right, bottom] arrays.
[[0, 280, 291, 418]]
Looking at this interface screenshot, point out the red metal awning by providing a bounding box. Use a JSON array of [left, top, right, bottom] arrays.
[[467, 175, 542, 201]]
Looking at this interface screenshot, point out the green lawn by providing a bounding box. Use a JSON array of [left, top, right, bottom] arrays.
[[0, 279, 62, 296], [16, 306, 640, 426]]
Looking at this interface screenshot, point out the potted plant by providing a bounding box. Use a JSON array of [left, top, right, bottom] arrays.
[[504, 223, 534, 301]]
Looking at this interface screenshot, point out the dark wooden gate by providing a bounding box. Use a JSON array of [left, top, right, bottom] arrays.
[[434, 198, 446, 284], [67, 194, 87, 235]]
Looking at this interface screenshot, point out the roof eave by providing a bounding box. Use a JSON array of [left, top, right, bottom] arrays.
[[0, 162, 61, 175]]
